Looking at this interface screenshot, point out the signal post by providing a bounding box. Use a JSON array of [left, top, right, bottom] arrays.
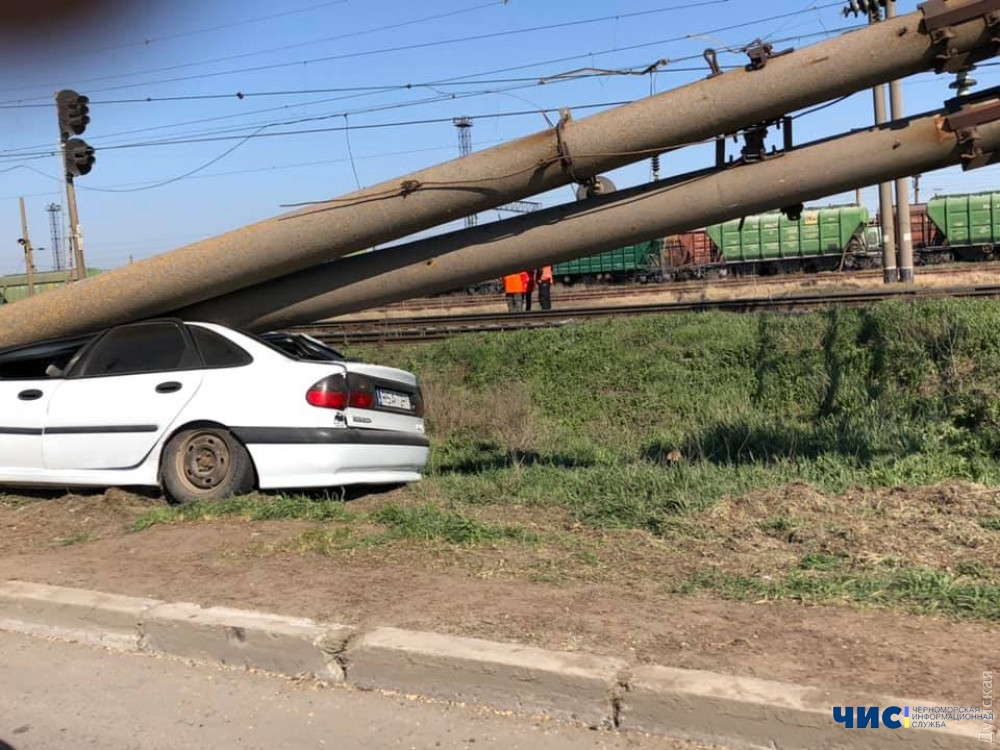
[[55, 90, 95, 282]]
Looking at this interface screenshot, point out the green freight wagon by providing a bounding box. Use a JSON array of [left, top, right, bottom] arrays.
[[0, 268, 100, 304], [926, 192, 1000, 260], [705, 205, 875, 275], [552, 239, 663, 284]]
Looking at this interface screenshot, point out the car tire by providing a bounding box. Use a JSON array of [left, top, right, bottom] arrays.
[[161, 426, 255, 504]]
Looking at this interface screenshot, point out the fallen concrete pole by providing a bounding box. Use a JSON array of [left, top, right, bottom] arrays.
[[179, 89, 1000, 331], [1, 1, 998, 348]]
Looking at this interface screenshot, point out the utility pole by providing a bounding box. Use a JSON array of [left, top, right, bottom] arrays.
[[912, 175, 921, 205], [64, 166, 87, 281], [847, 1, 897, 283], [18, 198, 36, 297], [886, 0, 913, 283], [3, 5, 999, 348]]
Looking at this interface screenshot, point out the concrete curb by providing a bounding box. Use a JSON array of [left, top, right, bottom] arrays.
[[347, 626, 627, 728], [0, 581, 984, 749]]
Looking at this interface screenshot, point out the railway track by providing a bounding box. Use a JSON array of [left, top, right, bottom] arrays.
[[294, 283, 1000, 346], [370, 262, 999, 314]]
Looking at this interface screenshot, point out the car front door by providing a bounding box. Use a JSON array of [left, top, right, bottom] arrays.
[[0, 379, 52, 471], [43, 321, 205, 471]]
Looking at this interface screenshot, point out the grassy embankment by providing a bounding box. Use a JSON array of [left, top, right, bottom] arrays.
[[136, 299, 1000, 620]]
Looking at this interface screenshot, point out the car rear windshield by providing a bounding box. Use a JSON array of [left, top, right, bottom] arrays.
[[255, 332, 352, 362]]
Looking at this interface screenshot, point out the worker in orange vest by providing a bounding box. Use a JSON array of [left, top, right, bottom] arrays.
[[521, 270, 534, 312], [535, 266, 553, 310], [502, 273, 524, 312]]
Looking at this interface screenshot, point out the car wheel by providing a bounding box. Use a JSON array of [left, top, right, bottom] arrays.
[[161, 427, 254, 504]]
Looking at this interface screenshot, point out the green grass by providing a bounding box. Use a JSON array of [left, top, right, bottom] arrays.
[[372, 503, 536, 544], [131, 493, 351, 532], [356, 299, 1000, 534], [676, 565, 1000, 620], [123, 299, 1000, 621], [982, 517, 1000, 531]]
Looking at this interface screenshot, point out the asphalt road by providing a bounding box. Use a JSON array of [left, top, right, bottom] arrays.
[[0, 631, 729, 750]]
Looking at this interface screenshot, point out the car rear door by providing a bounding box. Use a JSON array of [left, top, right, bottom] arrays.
[[42, 321, 204, 471]]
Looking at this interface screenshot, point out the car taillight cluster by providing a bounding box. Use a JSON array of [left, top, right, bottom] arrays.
[[306, 372, 375, 410]]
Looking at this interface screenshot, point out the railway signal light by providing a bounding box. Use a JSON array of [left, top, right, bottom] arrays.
[[55, 89, 90, 139], [63, 138, 95, 178]]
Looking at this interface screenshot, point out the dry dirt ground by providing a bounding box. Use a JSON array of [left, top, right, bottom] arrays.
[[1, 484, 995, 706]]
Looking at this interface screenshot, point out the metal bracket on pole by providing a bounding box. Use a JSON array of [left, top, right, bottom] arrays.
[[943, 85, 1000, 169], [740, 124, 770, 162], [743, 39, 794, 71], [920, 0, 1000, 72], [703, 49, 723, 78], [555, 108, 596, 193]]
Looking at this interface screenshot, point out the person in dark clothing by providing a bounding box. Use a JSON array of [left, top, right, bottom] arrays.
[[536, 266, 553, 310]]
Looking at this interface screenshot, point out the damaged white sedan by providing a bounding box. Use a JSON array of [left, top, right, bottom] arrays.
[[0, 320, 428, 503]]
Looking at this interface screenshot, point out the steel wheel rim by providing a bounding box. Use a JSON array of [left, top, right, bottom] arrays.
[[176, 431, 231, 492]]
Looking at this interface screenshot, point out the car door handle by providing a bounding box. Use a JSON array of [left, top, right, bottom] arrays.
[[155, 381, 182, 394], [17, 389, 43, 401]]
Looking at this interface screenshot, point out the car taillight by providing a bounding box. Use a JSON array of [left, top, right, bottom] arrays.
[[306, 374, 347, 409], [307, 372, 379, 410], [347, 372, 374, 409]]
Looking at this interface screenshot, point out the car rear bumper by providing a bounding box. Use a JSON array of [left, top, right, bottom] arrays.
[[235, 428, 430, 490], [232, 427, 429, 448]]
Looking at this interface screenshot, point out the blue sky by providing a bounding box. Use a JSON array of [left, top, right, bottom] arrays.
[[1, 0, 999, 276]]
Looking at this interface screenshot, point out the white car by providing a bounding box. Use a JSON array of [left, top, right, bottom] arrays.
[[0, 319, 429, 503]]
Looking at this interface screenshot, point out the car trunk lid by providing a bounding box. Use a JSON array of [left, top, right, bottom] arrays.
[[342, 363, 424, 434]]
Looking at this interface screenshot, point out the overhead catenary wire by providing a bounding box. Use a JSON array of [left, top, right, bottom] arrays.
[[0, 142, 497, 200], [0, 0, 734, 102], [66, 0, 352, 56], [0, 15, 856, 160], [0, 20, 863, 172], [0, 1, 504, 100]]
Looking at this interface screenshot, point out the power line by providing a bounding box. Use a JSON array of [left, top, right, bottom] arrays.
[[0, 60, 727, 158], [0, 1, 501, 100], [0, 15, 857, 167], [92, 0, 350, 52], [0, 142, 503, 199], [0, 0, 733, 102], [84, 23, 852, 148], [0, 10, 852, 159], [0, 100, 637, 165]]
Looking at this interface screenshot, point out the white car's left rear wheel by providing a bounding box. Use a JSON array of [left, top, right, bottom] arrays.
[[161, 427, 254, 504]]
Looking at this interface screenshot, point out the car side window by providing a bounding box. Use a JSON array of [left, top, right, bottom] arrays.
[[189, 326, 253, 368], [74, 322, 199, 377]]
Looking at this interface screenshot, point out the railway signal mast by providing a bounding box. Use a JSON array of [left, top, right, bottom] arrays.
[[55, 89, 95, 282]]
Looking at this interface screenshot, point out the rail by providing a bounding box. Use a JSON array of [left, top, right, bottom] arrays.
[[292, 283, 1000, 346]]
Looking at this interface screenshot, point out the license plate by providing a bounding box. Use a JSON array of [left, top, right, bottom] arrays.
[[377, 389, 412, 411]]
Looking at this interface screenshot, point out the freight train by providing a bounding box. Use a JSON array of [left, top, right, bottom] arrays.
[[0, 269, 98, 304], [547, 191, 1000, 285]]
